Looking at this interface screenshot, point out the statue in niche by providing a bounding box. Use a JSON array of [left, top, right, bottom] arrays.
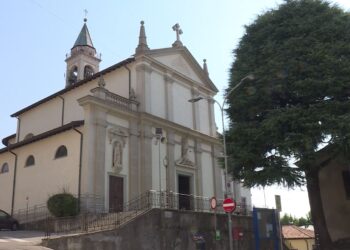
[[176, 137, 195, 167], [112, 141, 123, 169]]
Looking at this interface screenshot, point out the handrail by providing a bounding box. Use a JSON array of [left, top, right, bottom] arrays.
[[13, 191, 252, 234]]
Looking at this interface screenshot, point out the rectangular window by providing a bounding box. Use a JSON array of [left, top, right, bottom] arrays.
[[342, 170, 350, 199]]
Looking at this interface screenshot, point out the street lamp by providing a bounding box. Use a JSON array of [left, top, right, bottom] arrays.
[[188, 74, 254, 250]]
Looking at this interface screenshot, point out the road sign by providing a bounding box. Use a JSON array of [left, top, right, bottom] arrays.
[[223, 198, 236, 213], [210, 197, 217, 209]]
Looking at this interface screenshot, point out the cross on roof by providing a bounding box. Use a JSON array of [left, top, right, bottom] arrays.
[[172, 23, 183, 47], [84, 9, 88, 22]]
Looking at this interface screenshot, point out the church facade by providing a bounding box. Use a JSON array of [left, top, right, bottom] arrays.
[[0, 20, 237, 215]]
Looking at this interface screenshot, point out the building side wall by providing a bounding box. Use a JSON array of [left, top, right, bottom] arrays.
[[18, 98, 62, 141], [103, 69, 129, 99], [319, 156, 350, 241], [16, 69, 129, 143], [12, 130, 81, 211], [0, 152, 16, 213], [285, 239, 314, 250]]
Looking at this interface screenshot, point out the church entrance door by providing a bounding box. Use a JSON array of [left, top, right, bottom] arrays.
[[178, 175, 192, 210], [109, 176, 124, 212]]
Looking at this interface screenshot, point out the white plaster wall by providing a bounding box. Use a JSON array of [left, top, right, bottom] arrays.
[[13, 130, 80, 211], [198, 99, 210, 135], [201, 151, 214, 198], [63, 80, 97, 124], [19, 98, 62, 141], [103, 69, 129, 99], [153, 54, 202, 84], [172, 83, 193, 129], [149, 71, 166, 118], [0, 152, 15, 213]]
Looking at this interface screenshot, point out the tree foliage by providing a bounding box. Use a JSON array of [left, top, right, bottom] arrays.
[[226, 0, 350, 187], [280, 213, 312, 226]]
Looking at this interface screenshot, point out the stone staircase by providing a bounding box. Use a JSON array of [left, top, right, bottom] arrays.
[[84, 209, 150, 232]]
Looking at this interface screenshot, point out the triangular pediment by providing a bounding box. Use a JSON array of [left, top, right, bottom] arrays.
[[146, 47, 218, 92]]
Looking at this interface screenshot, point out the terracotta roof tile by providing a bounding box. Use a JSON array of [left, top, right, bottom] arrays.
[[282, 225, 315, 239]]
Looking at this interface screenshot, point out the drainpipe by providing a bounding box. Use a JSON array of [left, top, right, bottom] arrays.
[[124, 65, 131, 98], [58, 96, 65, 126], [73, 128, 83, 212], [9, 150, 18, 216]]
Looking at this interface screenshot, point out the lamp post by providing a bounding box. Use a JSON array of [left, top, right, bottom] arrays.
[[189, 74, 254, 250]]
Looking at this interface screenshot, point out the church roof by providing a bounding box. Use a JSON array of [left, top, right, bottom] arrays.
[[0, 120, 84, 154], [11, 57, 134, 117], [2, 134, 15, 147], [73, 23, 94, 48]]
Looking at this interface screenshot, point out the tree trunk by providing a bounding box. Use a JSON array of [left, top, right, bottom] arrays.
[[306, 170, 333, 250]]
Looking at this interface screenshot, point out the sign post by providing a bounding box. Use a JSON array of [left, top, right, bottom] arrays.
[[223, 197, 236, 249]]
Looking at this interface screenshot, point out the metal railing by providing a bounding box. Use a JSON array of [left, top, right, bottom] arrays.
[[13, 191, 252, 235]]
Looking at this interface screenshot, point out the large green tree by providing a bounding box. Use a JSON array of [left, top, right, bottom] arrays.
[[226, 1, 350, 249]]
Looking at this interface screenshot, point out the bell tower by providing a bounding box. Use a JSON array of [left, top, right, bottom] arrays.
[[65, 18, 101, 87]]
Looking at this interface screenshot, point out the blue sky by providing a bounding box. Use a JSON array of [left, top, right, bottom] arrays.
[[1, 0, 349, 217]]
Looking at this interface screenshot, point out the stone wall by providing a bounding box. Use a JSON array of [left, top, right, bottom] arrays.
[[42, 209, 254, 250]]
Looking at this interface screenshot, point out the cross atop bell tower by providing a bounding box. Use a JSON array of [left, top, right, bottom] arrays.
[[65, 17, 101, 87]]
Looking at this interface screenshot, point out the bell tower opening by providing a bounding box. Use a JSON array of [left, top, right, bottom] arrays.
[[65, 18, 101, 87]]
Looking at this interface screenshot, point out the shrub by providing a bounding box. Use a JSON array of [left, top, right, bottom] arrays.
[[47, 193, 79, 217]]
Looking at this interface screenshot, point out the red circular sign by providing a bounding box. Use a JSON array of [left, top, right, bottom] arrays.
[[223, 198, 236, 213], [210, 197, 217, 210]]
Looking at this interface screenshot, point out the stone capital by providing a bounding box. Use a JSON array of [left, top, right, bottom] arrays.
[[135, 63, 153, 73]]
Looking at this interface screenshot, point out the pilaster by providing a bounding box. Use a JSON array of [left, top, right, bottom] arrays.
[[80, 102, 107, 211], [213, 145, 224, 199], [129, 120, 140, 199], [140, 124, 153, 193], [195, 140, 203, 196], [191, 88, 201, 131], [166, 130, 176, 192], [164, 74, 174, 122], [136, 63, 152, 113]]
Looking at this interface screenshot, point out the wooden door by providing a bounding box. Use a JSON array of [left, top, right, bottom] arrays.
[[178, 175, 192, 210], [109, 176, 124, 212]]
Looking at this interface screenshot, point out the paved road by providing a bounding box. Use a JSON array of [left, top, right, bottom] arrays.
[[0, 230, 53, 250]]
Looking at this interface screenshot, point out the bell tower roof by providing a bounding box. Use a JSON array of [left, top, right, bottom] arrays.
[[73, 19, 94, 48]]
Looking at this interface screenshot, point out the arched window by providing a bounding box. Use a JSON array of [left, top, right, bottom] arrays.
[[68, 66, 78, 85], [84, 65, 94, 79], [24, 133, 34, 140], [1, 163, 9, 174], [55, 145, 68, 159], [25, 155, 35, 167]]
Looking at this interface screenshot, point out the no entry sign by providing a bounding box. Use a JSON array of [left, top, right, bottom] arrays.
[[223, 198, 236, 213], [210, 197, 217, 210]]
